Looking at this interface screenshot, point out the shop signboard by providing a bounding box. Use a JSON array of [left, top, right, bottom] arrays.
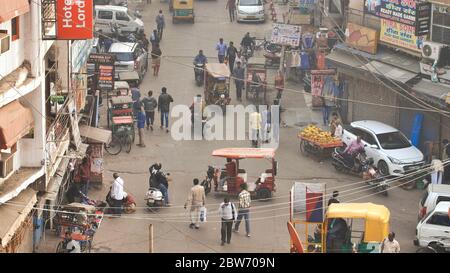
[[364, 0, 417, 26], [56, 0, 94, 40], [415, 2, 432, 36], [87, 53, 115, 91], [380, 19, 426, 52], [345, 22, 379, 55], [271, 23, 302, 47]]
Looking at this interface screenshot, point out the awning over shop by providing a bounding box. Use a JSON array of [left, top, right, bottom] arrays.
[[79, 125, 112, 144], [0, 101, 34, 150], [0, 0, 30, 23], [411, 79, 450, 108], [326, 50, 369, 69], [0, 188, 36, 248], [359, 61, 418, 84]]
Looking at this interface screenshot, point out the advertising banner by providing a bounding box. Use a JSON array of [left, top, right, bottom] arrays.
[[364, 0, 417, 26], [345, 22, 379, 54], [56, 0, 94, 40], [271, 23, 302, 47], [415, 2, 432, 36], [380, 19, 426, 52]]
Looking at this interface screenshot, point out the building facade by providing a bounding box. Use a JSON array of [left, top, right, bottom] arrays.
[[322, 0, 450, 161]]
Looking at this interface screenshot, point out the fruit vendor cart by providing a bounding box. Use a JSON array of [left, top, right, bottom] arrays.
[[298, 125, 343, 161]]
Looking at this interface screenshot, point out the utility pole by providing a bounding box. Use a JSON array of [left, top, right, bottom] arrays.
[[149, 224, 154, 253]]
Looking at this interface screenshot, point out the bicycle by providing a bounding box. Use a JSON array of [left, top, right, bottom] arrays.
[[104, 125, 135, 155]]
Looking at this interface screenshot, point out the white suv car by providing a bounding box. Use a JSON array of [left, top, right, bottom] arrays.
[[341, 120, 425, 176], [414, 201, 450, 252]]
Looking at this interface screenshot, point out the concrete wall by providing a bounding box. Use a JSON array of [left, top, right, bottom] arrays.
[[0, 13, 28, 77], [343, 73, 398, 127]]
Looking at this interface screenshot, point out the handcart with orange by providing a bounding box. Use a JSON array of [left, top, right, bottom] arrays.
[[298, 124, 343, 160]]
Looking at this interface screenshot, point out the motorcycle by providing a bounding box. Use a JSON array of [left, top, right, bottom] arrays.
[[194, 63, 205, 86], [215, 94, 231, 114], [361, 158, 389, 196], [201, 166, 215, 195], [111, 23, 137, 43], [332, 147, 389, 196], [145, 188, 165, 209], [241, 45, 253, 61]]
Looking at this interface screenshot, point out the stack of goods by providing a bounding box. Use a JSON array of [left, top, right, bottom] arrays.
[[299, 125, 342, 146]]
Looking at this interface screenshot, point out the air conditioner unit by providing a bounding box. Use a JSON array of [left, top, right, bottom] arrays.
[[422, 41, 444, 60], [0, 33, 10, 54], [0, 153, 14, 178]]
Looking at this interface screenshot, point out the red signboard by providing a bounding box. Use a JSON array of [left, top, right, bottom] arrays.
[[56, 0, 93, 40]]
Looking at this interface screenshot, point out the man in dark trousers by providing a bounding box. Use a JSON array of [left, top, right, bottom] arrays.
[[232, 61, 245, 101], [226, 0, 236, 22], [226, 41, 238, 72], [158, 87, 174, 133], [218, 197, 238, 246], [155, 10, 166, 40], [79, 156, 91, 196], [142, 90, 158, 131]]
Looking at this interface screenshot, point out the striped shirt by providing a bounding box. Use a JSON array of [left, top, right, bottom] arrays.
[[238, 190, 251, 209]]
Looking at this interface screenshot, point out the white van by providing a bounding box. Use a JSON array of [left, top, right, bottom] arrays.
[[94, 5, 144, 35], [236, 0, 265, 23]]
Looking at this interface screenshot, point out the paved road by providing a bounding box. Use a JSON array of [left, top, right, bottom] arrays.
[[87, 1, 424, 253]]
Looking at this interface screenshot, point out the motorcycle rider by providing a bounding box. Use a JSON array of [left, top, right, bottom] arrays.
[[193, 50, 208, 79], [342, 136, 365, 168], [241, 32, 255, 56]]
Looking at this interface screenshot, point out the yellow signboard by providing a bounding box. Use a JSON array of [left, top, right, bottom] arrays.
[[380, 19, 426, 52]]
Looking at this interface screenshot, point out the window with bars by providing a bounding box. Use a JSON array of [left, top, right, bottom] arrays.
[[432, 6, 450, 45]]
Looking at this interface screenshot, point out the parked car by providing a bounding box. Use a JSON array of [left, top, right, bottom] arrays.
[[108, 42, 148, 82], [94, 5, 144, 36], [236, 0, 265, 23], [414, 201, 450, 252], [418, 184, 450, 221], [95, 0, 127, 6], [341, 120, 425, 176]]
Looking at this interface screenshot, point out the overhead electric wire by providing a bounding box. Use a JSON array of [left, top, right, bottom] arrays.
[[27, 0, 450, 114], [0, 165, 434, 223], [1, 160, 441, 221], [317, 7, 450, 117]]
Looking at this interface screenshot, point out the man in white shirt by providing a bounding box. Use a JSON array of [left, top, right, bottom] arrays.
[[218, 198, 237, 246], [380, 232, 400, 253], [111, 173, 125, 216], [249, 110, 262, 147]]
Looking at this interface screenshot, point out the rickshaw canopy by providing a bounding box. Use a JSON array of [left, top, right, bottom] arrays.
[[326, 203, 390, 243], [114, 81, 130, 90], [173, 0, 193, 9], [205, 63, 231, 78], [212, 148, 276, 159]]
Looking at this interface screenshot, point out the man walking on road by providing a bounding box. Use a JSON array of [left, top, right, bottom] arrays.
[[142, 91, 158, 131], [226, 41, 238, 72], [158, 87, 174, 133], [226, 0, 236, 22], [249, 110, 262, 147], [232, 61, 245, 101], [184, 178, 206, 229], [380, 232, 400, 253], [216, 38, 228, 64], [111, 173, 125, 216], [156, 10, 165, 40], [234, 183, 251, 237], [218, 197, 237, 245], [137, 106, 146, 148]]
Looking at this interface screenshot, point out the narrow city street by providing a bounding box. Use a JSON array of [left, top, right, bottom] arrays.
[[81, 1, 424, 253]]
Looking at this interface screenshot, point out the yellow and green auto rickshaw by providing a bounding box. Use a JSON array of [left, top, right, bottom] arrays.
[[288, 202, 390, 253], [172, 0, 195, 24]]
